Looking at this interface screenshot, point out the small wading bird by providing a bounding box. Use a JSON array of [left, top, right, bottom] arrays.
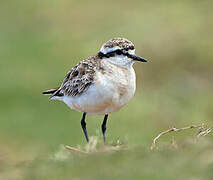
[[43, 38, 147, 142]]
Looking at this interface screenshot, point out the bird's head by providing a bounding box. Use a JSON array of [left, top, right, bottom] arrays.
[[98, 37, 147, 67]]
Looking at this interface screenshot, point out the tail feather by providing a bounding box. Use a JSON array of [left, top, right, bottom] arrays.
[[43, 88, 64, 101], [42, 88, 58, 95]]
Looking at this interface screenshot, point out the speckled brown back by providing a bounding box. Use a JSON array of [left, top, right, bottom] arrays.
[[60, 54, 103, 97]]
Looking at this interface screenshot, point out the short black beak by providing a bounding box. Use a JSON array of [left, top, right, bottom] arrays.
[[130, 54, 147, 62]]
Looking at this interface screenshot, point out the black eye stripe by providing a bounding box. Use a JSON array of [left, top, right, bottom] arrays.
[[98, 49, 133, 59], [114, 49, 122, 55]]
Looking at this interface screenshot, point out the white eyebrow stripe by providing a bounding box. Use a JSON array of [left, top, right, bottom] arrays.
[[100, 46, 121, 54]]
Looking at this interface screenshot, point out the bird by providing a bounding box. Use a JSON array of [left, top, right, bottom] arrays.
[[43, 37, 147, 143]]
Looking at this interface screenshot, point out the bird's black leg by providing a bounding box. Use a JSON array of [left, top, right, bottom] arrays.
[[81, 112, 89, 142], [101, 114, 108, 142]]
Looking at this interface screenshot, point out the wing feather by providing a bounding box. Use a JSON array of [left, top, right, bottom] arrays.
[[58, 55, 102, 97]]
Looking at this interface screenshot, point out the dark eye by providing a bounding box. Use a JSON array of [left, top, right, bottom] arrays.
[[115, 49, 122, 55]]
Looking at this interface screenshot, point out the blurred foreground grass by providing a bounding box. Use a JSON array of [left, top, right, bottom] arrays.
[[2, 136, 213, 180], [0, 0, 213, 179]]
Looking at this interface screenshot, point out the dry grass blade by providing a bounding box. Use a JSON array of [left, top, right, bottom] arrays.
[[196, 128, 212, 138], [65, 145, 88, 154], [151, 124, 212, 150]]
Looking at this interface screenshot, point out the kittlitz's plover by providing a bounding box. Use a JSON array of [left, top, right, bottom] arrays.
[[43, 38, 147, 142]]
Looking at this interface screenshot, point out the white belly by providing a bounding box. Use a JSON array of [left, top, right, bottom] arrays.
[[62, 66, 136, 115]]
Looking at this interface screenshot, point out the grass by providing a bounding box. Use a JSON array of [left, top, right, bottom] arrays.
[[1, 136, 213, 180], [0, 0, 213, 179]]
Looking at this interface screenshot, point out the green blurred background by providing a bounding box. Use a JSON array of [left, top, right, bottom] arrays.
[[1, 0, 213, 179]]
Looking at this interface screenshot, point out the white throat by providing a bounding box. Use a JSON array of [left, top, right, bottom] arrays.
[[104, 55, 134, 68]]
